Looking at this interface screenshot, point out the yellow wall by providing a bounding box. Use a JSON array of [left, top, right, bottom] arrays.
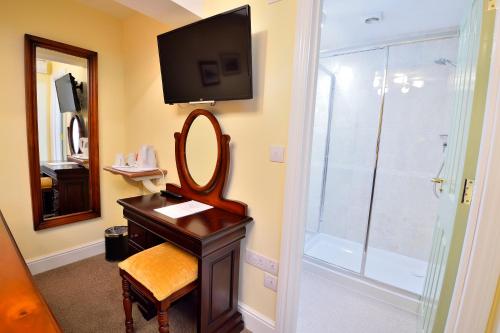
[[0, 0, 135, 259], [121, 0, 297, 319], [36, 72, 52, 161]]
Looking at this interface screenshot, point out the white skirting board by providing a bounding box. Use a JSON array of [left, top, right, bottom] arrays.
[[25, 239, 277, 332], [239, 302, 276, 333], [26, 239, 105, 275]]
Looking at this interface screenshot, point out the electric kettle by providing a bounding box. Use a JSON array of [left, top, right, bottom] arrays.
[[137, 145, 157, 169]]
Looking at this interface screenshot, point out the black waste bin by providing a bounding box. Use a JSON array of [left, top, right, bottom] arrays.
[[105, 226, 128, 261]]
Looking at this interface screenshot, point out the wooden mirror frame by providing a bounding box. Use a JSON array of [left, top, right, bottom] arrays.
[[25, 34, 100, 230], [68, 114, 86, 155], [165, 109, 247, 216], [183, 109, 222, 191]]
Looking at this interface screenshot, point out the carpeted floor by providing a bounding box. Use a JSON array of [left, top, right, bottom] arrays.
[[33, 254, 250, 333]]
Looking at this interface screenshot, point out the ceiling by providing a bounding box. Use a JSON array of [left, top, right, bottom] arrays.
[[75, 0, 202, 27], [76, 0, 136, 19], [320, 0, 470, 52]]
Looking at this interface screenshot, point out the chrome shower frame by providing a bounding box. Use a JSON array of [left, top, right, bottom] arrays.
[[312, 32, 459, 298]]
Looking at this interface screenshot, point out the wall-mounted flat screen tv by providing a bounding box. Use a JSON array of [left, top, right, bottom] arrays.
[[54, 73, 81, 113], [157, 5, 253, 104]]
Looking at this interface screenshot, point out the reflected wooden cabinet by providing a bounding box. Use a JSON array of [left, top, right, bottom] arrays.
[[41, 163, 89, 216]]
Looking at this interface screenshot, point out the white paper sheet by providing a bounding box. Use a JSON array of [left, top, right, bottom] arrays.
[[154, 200, 213, 219]]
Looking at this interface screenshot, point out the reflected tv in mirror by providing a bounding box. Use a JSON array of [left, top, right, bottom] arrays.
[[157, 5, 252, 104], [55, 73, 81, 113]]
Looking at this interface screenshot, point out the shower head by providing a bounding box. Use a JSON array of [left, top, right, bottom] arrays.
[[434, 58, 457, 67]]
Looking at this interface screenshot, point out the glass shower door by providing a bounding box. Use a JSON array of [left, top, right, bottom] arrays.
[[305, 48, 386, 273], [365, 38, 458, 294]]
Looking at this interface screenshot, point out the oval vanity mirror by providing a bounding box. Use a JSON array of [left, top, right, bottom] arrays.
[[165, 109, 247, 215], [186, 114, 219, 188]]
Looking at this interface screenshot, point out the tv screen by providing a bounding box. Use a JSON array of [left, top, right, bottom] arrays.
[[55, 73, 81, 113], [157, 5, 253, 104]]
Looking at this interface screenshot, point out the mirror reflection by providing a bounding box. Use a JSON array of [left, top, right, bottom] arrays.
[[68, 114, 86, 156], [36, 47, 90, 219], [186, 115, 218, 186]]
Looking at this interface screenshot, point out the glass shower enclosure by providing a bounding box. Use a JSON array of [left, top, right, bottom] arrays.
[[305, 37, 458, 295]]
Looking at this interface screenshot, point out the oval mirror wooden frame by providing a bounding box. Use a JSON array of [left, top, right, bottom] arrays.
[[181, 110, 222, 192], [25, 34, 100, 230], [68, 114, 86, 155], [165, 109, 247, 216]]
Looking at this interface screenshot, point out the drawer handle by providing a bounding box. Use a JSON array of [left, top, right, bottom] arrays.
[[130, 233, 139, 239]]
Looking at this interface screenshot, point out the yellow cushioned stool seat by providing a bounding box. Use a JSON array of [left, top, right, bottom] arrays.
[[41, 177, 53, 189], [118, 243, 198, 301]]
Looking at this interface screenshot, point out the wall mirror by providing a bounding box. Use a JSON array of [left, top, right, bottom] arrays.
[[25, 35, 100, 230], [186, 115, 218, 187]]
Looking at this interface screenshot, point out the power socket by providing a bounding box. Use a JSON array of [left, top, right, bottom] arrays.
[[269, 145, 286, 163], [245, 249, 279, 275], [264, 273, 278, 292]]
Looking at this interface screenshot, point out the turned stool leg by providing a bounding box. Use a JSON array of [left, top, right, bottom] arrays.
[[157, 302, 169, 333], [122, 278, 134, 333]]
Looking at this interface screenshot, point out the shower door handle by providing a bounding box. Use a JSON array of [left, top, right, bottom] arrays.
[[431, 178, 445, 184], [431, 178, 446, 193]]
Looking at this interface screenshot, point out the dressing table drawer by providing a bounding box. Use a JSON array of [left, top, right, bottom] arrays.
[[128, 221, 146, 249], [128, 240, 143, 256]]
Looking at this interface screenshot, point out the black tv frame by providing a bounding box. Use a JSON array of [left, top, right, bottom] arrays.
[[157, 5, 253, 104]]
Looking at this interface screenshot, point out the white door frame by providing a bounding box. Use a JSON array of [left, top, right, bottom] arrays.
[[445, 7, 500, 332], [275, 0, 322, 332], [276, 1, 500, 332]]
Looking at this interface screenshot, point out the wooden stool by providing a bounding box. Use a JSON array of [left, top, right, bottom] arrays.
[[118, 243, 198, 333]]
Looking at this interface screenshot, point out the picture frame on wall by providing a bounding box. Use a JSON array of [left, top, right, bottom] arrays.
[[199, 61, 220, 86]]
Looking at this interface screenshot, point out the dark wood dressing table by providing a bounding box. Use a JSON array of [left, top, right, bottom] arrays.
[[117, 110, 253, 333], [118, 194, 251, 333]]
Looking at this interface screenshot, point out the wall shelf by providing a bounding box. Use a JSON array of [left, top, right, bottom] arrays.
[[103, 167, 167, 192]]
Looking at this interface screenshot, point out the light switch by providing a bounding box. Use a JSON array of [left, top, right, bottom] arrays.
[[270, 145, 286, 163]]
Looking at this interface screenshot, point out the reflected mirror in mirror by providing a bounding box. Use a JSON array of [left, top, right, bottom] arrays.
[[186, 115, 218, 186], [35, 47, 90, 220], [68, 114, 86, 156]]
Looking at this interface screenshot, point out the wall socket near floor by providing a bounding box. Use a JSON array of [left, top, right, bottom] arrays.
[[245, 249, 279, 276], [264, 273, 278, 292]]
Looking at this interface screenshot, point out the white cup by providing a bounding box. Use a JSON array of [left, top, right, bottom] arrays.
[[114, 153, 125, 167], [127, 153, 136, 166], [79, 137, 89, 157]]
